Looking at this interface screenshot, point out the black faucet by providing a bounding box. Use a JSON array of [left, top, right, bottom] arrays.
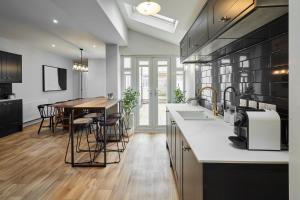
[[223, 86, 239, 114]]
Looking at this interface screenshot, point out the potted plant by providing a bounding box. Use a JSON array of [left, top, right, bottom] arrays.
[[175, 88, 185, 103], [123, 88, 139, 131]]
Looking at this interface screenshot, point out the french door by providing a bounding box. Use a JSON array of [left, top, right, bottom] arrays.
[[135, 57, 170, 132]]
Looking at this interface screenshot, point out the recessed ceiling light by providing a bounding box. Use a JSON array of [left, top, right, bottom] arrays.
[[136, 1, 161, 16], [93, 44, 97, 48], [53, 19, 58, 24], [51, 44, 56, 48]]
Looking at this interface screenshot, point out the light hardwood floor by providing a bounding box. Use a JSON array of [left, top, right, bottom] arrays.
[[0, 123, 179, 200]]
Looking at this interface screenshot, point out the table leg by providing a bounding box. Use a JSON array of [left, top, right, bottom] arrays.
[[70, 109, 74, 167], [103, 109, 107, 167]]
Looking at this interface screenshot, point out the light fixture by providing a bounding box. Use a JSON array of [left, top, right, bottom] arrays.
[[51, 44, 56, 48], [92, 44, 97, 48], [73, 48, 88, 72], [53, 19, 58, 24], [136, 0, 161, 16]]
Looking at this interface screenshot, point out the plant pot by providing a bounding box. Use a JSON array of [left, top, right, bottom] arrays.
[[125, 112, 135, 134]]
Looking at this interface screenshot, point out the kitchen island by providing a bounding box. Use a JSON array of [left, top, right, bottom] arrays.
[[166, 104, 288, 200]]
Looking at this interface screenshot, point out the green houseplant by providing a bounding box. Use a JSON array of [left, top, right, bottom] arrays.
[[123, 88, 139, 129], [175, 88, 185, 103]]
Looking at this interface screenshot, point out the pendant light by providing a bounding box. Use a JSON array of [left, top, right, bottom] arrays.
[[73, 48, 88, 72], [136, 0, 161, 16]]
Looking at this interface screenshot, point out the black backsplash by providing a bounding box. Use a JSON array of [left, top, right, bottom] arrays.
[[195, 15, 288, 145], [0, 83, 12, 99]]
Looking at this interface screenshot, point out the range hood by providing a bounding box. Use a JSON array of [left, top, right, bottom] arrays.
[[186, 0, 288, 62]]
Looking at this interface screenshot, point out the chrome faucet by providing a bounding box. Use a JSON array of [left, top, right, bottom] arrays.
[[223, 86, 239, 114], [198, 86, 218, 116]]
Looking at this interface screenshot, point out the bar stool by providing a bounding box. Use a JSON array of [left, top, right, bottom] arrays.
[[98, 117, 121, 164], [64, 117, 94, 164]]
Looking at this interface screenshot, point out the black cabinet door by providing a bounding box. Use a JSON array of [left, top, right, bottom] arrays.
[[0, 100, 23, 137], [6, 53, 18, 82], [208, 0, 254, 38], [182, 139, 203, 200], [188, 5, 209, 55], [175, 127, 182, 199], [0, 51, 22, 83], [0, 51, 8, 82], [180, 35, 188, 62]]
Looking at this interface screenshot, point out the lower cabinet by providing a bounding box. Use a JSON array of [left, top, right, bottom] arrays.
[[166, 116, 203, 200], [166, 112, 288, 200], [182, 137, 203, 200], [0, 99, 23, 137]]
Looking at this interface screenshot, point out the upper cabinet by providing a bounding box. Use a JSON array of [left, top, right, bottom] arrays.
[[208, 0, 254, 38], [0, 51, 22, 83], [180, 35, 189, 61], [180, 0, 288, 63], [188, 5, 209, 55]]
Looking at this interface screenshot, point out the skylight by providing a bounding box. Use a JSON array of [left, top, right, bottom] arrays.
[[123, 3, 179, 33]]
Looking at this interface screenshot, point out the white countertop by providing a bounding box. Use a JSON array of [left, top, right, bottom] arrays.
[[0, 98, 21, 102], [167, 104, 289, 164]]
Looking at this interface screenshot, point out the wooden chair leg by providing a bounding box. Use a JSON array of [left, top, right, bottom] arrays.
[[38, 118, 44, 134]]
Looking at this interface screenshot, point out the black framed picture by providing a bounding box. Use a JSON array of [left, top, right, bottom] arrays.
[[42, 65, 67, 92]]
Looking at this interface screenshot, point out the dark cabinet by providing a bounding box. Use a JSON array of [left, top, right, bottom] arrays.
[[0, 99, 23, 137], [0, 51, 22, 83], [188, 5, 209, 55], [208, 0, 254, 38], [180, 35, 188, 62], [182, 137, 203, 200]]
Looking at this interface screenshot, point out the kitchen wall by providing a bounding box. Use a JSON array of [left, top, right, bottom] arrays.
[[289, 1, 300, 199], [0, 36, 79, 122], [82, 58, 106, 98], [195, 15, 288, 144]]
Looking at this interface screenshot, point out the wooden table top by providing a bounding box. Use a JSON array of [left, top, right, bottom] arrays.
[[52, 97, 119, 109]]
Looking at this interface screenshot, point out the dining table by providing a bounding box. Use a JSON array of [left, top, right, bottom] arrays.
[[52, 97, 120, 167]]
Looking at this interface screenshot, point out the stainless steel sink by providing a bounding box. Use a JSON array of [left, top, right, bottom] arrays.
[[177, 110, 214, 120]]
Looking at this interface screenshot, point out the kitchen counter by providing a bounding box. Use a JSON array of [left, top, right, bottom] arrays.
[[0, 98, 21, 102], [166, 103, 289, 164]]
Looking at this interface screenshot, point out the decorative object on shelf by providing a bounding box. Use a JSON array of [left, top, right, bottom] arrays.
[[175, 88, 185, 103], [136, 0, 161, 16], [73, 48, 88, 72], [123, 88, 139, 129]]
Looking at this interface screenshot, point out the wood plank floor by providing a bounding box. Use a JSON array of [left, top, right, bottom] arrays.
[[0, 123, 179, 200]]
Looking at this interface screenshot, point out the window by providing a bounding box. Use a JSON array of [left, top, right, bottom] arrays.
[[175, 57, 185, 92], [122, 57, 132, 90]]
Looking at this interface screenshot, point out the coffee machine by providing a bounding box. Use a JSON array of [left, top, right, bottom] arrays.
[[229, 107, 281, 151]]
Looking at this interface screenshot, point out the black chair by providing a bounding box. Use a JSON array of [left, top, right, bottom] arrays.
[[37, 104, 55, 134]]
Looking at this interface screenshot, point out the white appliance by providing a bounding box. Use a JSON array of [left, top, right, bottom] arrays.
[[246, 110, 281, 151]]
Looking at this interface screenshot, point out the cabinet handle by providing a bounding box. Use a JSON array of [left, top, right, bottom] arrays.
[[182, 146, 191, 151], [171, 121, 176, 125], [219, 16, 231, 22]]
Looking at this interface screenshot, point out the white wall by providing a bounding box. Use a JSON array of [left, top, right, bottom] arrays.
[[0, 37, 79, 122], [82, 59, 106, 98], [289, 2, 300, 199], [120, 30, 180, 56], [184, 64, 196, 99]]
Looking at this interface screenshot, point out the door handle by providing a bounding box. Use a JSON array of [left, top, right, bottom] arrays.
[[182, 146, 191, 151]]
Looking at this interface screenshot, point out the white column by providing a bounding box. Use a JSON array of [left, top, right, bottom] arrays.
[[290, 1, 300, 199], [106, 44, 121, 99]]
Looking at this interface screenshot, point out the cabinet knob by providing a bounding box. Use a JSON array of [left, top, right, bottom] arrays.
[[219, 16, 231, 22], [182, 146, 191, 151]]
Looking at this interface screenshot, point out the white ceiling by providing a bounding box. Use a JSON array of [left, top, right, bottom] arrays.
[[0, 0, 206, 59], [117, 0, 207, 45], [0, 0, 127, 59]]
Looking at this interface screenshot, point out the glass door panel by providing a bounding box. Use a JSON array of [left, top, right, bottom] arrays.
[[154, 58, 170, 128], [136, 58, 152, 128]]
